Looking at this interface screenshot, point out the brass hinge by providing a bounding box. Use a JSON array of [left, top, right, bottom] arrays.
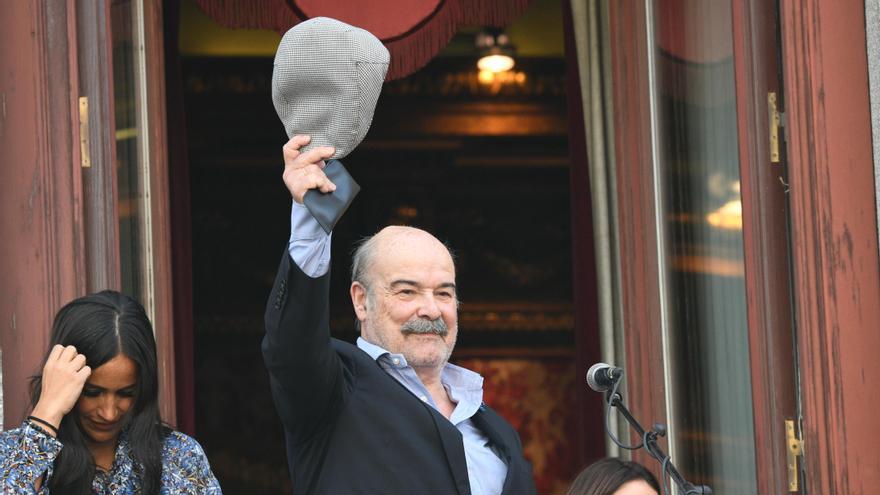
[[768, 92, 785, 163], [79, 96, 91, 168], [786, 419, 803, 492]]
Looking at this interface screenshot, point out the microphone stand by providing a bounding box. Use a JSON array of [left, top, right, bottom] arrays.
[[605, 387, 712, 495]]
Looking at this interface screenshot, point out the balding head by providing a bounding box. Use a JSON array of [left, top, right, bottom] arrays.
[[351, 226, 455, 292]]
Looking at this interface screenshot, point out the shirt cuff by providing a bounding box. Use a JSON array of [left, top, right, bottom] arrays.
[[20, 421, 63, 479], [288, 201, 332, 278]]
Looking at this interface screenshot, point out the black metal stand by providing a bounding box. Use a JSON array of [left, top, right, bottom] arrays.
[[606, 390, 712, 495]]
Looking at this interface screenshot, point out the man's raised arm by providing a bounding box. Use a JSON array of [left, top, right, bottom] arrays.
[[262, 135, 342, 442]]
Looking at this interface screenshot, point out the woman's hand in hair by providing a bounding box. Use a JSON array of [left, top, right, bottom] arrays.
[[30, 345, 92, 435]]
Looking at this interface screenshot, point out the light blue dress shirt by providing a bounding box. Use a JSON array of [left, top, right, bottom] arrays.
[[288, 201, 332, 278], [288, 201, 509, 494]]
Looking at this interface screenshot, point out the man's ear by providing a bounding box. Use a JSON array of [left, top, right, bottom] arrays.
[[350, 282, 368, 322]]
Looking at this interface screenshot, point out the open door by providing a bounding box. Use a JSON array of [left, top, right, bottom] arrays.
[[607, 0, 801, 491], [731, 0, 802, 491], [0, 0, 176, 425]]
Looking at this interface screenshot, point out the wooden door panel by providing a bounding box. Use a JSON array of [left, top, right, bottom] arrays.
[[731, 0, 799, 492]]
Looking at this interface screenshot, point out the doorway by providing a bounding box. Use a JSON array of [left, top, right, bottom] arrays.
[[170, 0, 600, 493]]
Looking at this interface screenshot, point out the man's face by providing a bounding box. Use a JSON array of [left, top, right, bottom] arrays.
[[352, 229, 459, 371]]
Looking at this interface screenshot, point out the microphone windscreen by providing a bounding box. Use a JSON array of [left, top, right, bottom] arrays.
[[586, 362, 612, 392]]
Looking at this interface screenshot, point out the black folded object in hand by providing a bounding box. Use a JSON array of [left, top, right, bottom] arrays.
[[303, 159, 360, 234]]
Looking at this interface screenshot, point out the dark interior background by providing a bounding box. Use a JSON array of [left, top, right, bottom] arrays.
[[179, 9, 579, 493]]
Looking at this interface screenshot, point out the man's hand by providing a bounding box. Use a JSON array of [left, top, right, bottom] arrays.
[[30, 345, 92, 435], [282, 135, 337, 204]]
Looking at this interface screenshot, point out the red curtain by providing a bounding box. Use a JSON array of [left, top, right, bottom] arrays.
[[193, 0, 531, 79]]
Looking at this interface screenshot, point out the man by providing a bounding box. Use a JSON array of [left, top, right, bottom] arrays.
[[263, 134, 537, 494]]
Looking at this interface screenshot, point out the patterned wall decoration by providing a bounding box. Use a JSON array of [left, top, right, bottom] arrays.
[[454, 358, 578, 495]]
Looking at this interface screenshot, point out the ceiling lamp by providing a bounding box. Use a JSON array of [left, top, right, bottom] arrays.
[[476, 28, 516, 73]]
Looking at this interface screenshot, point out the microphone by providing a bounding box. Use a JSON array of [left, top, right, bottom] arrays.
[[586, 362, 623, 392], [587, 362, 712, 494]]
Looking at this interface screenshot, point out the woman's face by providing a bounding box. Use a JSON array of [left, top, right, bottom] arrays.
[[75, 354, 138, 446], [613, 480, 660, 495]]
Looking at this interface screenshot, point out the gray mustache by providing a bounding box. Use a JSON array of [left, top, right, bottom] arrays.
[[401, 318, 448, 337]]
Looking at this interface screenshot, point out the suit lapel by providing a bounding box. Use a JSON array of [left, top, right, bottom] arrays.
[[426, 407, 472, 495], [371, 359, 472, 495], [471, 406, 515, 494]]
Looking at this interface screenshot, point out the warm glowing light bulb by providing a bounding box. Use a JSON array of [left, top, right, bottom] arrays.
[[478, 69, 496, 84], [477, 54, 515, 73]]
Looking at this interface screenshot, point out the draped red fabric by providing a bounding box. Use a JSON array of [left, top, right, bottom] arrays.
[[192, 0, 532, 79]]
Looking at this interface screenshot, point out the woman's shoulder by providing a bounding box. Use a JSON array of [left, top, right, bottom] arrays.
[[160, 429, 221, 492], [161, 429, 209, 461]]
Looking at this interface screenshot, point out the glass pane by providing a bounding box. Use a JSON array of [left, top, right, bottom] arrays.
[[111, 0, 150, 310], [652, 0, 758, 492]]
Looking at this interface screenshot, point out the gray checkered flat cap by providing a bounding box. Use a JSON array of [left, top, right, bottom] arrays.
[[272, 17, 390, 160]]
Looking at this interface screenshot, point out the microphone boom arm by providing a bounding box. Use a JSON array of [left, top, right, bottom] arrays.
[[605, 388, 712, 495]]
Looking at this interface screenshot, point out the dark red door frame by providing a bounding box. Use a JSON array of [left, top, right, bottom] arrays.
[[0, 0, 178, 428], [142, 0, 179, 427], [606, 0, 670, 475], [730, 0, 798, 492], [608, 0, 880, 491], [780, 0, 880, 492], [0, 0, 86, 427]]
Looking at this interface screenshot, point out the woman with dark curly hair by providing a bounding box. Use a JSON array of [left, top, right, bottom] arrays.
[[568, 457, 660, 495], [0, 290, 220, 494]]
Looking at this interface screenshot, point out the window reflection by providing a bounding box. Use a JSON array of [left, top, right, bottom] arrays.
[[653, 0, 758, 491], [111, 0, 150, 312]]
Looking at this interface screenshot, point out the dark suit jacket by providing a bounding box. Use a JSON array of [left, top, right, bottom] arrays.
[[263, 251, 538, 494]]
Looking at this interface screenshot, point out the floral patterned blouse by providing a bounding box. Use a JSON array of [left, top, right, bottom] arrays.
[[0, 421, 221, 494]]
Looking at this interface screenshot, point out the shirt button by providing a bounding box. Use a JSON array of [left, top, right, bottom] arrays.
[[420, 395, 428, 402], [392, 358, 400, 366]]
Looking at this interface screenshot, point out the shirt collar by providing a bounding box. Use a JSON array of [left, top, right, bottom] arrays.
[[356, 336, 485, 420], [357, 336, 392, 361]]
